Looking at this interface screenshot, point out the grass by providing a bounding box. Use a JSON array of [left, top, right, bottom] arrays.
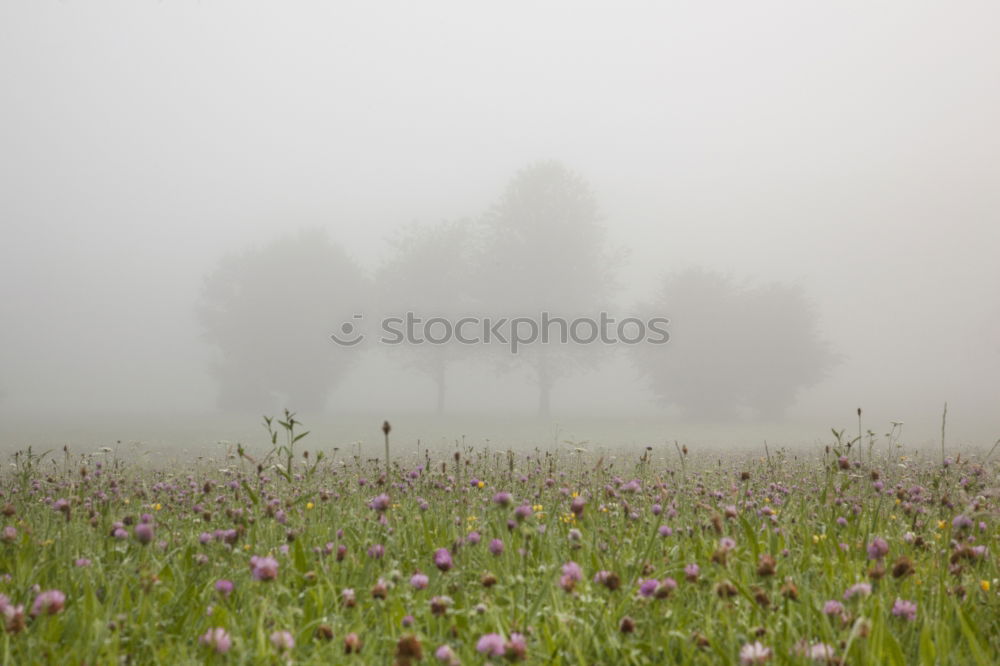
[[0, 419, 997, 664]]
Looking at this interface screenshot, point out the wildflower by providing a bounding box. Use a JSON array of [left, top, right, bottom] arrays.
[[980, 580, 990, 592], [270, 630, 294, 652], [435, 644, 460, 665], [866, 537, 889, 560], [655, 578, 678, 598], [843, 582, 872, 600], [476, 633, 505, 656], [371, 578, 388, 599], [757, 553, 777, 577], [822, 600, 844, 616], [891, 556, 914, 578], [249, 555, 278, 581], [638, 578, 658, 597], [1, 526, 16, 542], [684, 563, 700, 582], [493, 491, 513, 507], [199, 628, 232, 654], [467, 531, 481, 545], [134, 522, 154, 545], [505, 633, 527, 660], [368, 544, 385, 559], [620, 616, 635, 633], [891, 598, 917, 621], [30, 589, 65, 616], [593, 570, 621, 591], [658, 525, 673, 537], [344, 632, 362, 654], [341, 588, 356, 608], [369, 494, 390, 512], [740, 641, 772, 664], [488, 539, 504, 556], [952, 514, 973, 530], [570, 497, 585, 516], [395, 635, 423, 664], [215, 579, 234, 598], [74, 558, 91, 568], [410, 573, 429, 590], [430, 595, 452, 616], [434, 548, 453, 571]]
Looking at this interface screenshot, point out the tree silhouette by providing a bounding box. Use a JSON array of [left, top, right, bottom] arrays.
[[198, 228, 369, 413], [376, 219, 475, 415], [632, 268, 835, 421], [476, 161, 619, 417]]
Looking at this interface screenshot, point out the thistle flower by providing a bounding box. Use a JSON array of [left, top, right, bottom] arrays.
[[739, 641, 772, 664], [30, 589, 65, 616], [214, 579, 234, 598], [866, 537, 889, 561], [249, 555, 278, 581], [488, 539, 504, 556], [843, 582, 872, 600], [199, 627, 232, 654], [434, 548, 453, 571], [410, 573, 429, 590], [891, 598, 917, 621], [476, 633, 505, 656], [270, 630, 295, 652]]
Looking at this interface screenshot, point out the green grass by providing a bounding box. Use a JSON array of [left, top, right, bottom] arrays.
[[0, 433, 996, 664]]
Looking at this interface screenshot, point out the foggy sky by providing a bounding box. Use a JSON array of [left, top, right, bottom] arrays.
[[1, 1, 998, 448]]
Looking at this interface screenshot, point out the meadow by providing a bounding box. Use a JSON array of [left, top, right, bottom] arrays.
[[1, 414, 997, 665]]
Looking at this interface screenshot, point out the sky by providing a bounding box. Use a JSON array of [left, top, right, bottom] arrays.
[[1, 1, 997, 450]]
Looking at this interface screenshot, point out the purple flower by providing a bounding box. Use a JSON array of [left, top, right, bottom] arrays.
[[570, 497, 586, 516], [200, 627, 232, 654], [1, 526, 16, 542], [476, 633, 505, 656], [866, 537, 889, 560], [823, 600, 844, 615], [562, 561, 583, 582], [514, 504, 532, 520], [638, 578, 658, 597], [368, 544, 385, 559], [739, 641, 772, 664], [952, 514, 973, 530], [30, 589, 65, 616], [369, 494, 390, 512], [270, 630, 295, 651], [250, 555, 278, 581], [434, 548, 453, 572], [684, 563, 700, 582], [74, 558, 91, 568], [892, 598, 917, 621], [658, 525, 673, 537], [843, 582, 872, 599], [488, 539, 504, 556], [134, 523, 154, 545], [410, 573, 429, 590], [493, 491, 513, 506], [467, 531, 481, 545], [435, 644, 459, 665], [215, 579, 234, 598]]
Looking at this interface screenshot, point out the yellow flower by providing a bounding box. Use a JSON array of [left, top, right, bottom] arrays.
[[813, 535, 819, 544], [477, 481, 485, 489], [937, 520, 947, 530], [154, 503, 162, 511], [124, 499, 130, 505], [981, 580, 991, 592], [306, 502, 314, 510], [571, 492, 579, 499], [533, 505, 543, 512], [244, 544, 251, 551]]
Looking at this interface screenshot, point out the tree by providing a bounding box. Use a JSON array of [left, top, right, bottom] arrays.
[[631, 268, 835, 421], [375, 219, 475, 414], [198, 228, 369, 413], [476, 161, 619, 417]]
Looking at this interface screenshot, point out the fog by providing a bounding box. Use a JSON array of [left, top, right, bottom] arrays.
[[1, 2, 997, 453]]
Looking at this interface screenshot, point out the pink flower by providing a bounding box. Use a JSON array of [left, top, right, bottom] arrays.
[[410, 573, 429, 590], [270, 630, 295, 651], [739, 641, 772, 664], [892, 598, 917, 621], [434, 548, 453, 572], [200, 627, 232, 654], [250, 555, 278, 581], [866, 537, 889, 560], [30, 589, 65, 616], [476, 633, 505, 656], [488, 539, 504, 556], [843, 583, 872, 600]]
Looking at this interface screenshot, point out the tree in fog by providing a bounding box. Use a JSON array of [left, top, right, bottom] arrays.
[[376, 220, 475, 414], [632, 268, 835, 420], [477, 161, 619, 417], [198, 229, 369, 413]]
